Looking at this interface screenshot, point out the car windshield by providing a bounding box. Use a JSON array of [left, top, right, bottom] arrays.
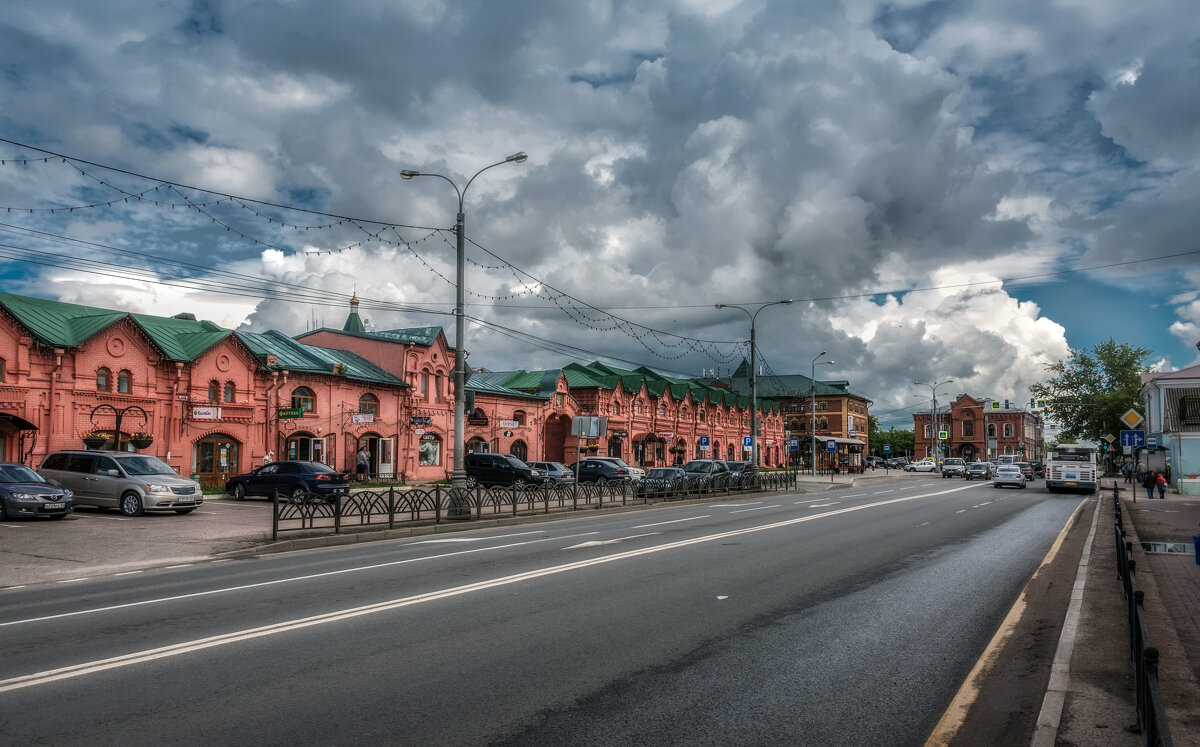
[[997, 466, 1021, 473], [681, 460, 711, 472], [305, 462, 339, 474], [547, 462, 567, 471], [646, 468, 678, 478], [505, 455, 531, 468], [118, 455, 178, 476], [0, 464, 46, 483]]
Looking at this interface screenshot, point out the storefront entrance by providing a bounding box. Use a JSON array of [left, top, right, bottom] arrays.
[[195, 434, 239, 488]]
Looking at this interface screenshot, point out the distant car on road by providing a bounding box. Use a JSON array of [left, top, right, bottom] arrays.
[[993, 465, 1027, 489], [904, 460, 937, 472], [636, 467, 687, 497], [1014, 462, 1036, 481], [940, 458, 966, 478], [0, 462, 74, 520], [576, 457, 639, 484], [964, 462, 993, 481], [226, 461, 351, 502], [884, 457, 907, 469]]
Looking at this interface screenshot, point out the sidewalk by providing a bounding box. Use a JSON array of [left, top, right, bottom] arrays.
[[1059, 478, 1200, 744]]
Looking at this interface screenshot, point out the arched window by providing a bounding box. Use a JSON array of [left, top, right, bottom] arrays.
[[924, 424, 933, 438], [97, 367, 111, 391], [820, 418, 828, 431], [680, 406, 688, 420], [420, 434, 442, 465], [292, 386, 316, 413], [0, 356, 6, 382], [432, 374, 441, 403], [658, 404, 665, 416], [117, 369, 132, 394], [510, 440, 528, 461], [208, 380, 220, 402], [610, 402, 619, 416], [223, 381, 235, 403], [698, 410, 706, 423], [359, 393, 379, 415], [987, 423, 997, 438], [513, 410, 527, 426], [1003, 423, 1014, 438], [420, 372, 429, 402], [635, 399, 643, 415]]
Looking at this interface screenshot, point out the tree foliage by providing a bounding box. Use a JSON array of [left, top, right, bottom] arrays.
[[1028, 339, 1152, 444], [867, 414, 915, 458]]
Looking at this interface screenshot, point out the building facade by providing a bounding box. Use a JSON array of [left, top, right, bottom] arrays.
[[1138, 364, 1200, 493], [912, 395, 1044, 462]]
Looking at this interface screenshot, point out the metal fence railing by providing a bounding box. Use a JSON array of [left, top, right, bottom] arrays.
[[270, 470, 798, 541], [1113, 483, 1174, 746]]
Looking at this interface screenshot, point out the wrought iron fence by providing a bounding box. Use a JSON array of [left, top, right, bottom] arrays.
[[1113, 484, 1174, 745], [270, 471, 798, 540]]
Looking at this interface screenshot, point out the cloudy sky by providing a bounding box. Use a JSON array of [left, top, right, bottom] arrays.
[[1, 0, 1197, 428]]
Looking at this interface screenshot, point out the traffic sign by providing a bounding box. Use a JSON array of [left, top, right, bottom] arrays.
[[789, 437, 800, 451], [1104, 434, 1115, 443], [1119, 430, 1145, 447], [1120, 409, 1144, 428], [1148, 436, 1158, 451], [698, 435, 710, 446], [743, 436, 752, 452], [848, 429, 857, 438], [938, 430, 948, 440], [826, 439, 836, 453], [883, 444, 891, 454]]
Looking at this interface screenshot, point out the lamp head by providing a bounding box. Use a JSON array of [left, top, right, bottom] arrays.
[[715, 304, 726, 309], [400, 170, 419, 180], [507, 151, 528, 163]]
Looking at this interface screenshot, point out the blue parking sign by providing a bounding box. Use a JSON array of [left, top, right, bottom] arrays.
[[789, 437, 799, 451], [826, 439, 836, 453], [883, 444, 891, 453]]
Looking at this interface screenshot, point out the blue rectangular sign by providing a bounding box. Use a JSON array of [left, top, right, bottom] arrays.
[[883, 444, 891, 453], [1119, 430, 1145, 447], [789, 437, 800, 451], [826, 439, 836, 453], [743, 436, 752, 447]]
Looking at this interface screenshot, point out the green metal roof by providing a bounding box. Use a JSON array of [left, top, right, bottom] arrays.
[[236, 330, 407, 388], [294, 325, 444, 348], [0, 292, 232, 361], [466, 371, 547, 400]]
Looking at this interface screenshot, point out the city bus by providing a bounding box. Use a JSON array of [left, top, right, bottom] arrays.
[[1045, 444, 1099, 494]]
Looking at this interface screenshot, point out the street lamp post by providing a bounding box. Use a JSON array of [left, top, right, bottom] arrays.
[[716, 300, 793, 471], [401, 152, 528, 489], [811, 352, 835, 476], [915, 379, 954, 462]]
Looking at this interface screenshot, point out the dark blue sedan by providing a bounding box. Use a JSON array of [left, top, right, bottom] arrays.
[[0, 462, 74, 519]]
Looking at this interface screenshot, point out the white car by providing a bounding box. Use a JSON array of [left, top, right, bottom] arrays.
[[993, 465, 1027, 489], [904, 460, 937, 472]]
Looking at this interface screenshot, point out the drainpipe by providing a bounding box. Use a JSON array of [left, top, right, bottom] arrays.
[[46, 348, 64, 455], [171, 362, 184, 457], [264, 370, 279, 457]]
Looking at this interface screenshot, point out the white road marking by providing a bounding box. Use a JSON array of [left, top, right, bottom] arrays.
[[79, 515, 131, 521], [415, 531, 543, 544], [793, 498, 833, 505], [0, 530, 600, 629], [956, 510, 967, 514], [0, 482, 980, 693], [0, 524, 28, 528], [564, 532, 660, 549], [717, 595, 728, 600], [918, 522, 930, 527], [872, 489, 895, 495], [708, 501, 762, 507], [165, 565, 193, 570], [633, 515, 711, 528], [56, 578, 90, 583], [807, 503, 840, 508], [729, 505, 779, 514], [112, 571, 144, 577]]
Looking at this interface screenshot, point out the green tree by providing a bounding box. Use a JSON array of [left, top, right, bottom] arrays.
[[867, 415, 914, 459], [1029, 338, 1152, 443]]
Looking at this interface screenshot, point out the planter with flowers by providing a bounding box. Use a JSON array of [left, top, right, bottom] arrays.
[[81, 432, 108, 449], [668, 445, 687, 455], [129, 432, 154, 449], [582, 444, 600, 454]]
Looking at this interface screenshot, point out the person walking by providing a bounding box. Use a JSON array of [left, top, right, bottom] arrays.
[[262, 451, 273, 467], [1156, 472, 1168, 500], [1121, 461, 1132, 484], [356, 445, 371, 482], [1142, 469, 1157, 500]]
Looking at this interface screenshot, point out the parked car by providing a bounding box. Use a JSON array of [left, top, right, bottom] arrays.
[[940, 458, 967, 478], [526, 461, 574, 485], [726, 460, 752, 486], [681, 458, 731, 478], [884, 457, 907, 470], [964, 462, 993, 481], [0, 462, 74, 520], [993, 464, 1027, 489], [576, 457, 639, 484], [636, 467, 687, 497], [39, 450, 203, 516], [904, 459, 937, 472], [1015, 462, 1036, 481], [226, 460, 351, 502], [463, 453, 545, 487]]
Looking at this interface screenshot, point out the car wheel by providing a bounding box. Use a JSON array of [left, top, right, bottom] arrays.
[[290, 487, 307, 504], [230, 483, 246, 501], [174, 508, 195, 515], [120, 492, 144, 517], [596, 476, 609, 486], [466, 475, 479, 489], [513, 477, 527, 487]]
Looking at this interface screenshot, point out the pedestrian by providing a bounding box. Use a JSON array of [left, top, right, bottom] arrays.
[[1156, 472, 1168, 500], [1142, 469, 1157, 500], [356, 445, 371, 482], [1121, 461, 1132, 484], [262, 450, 273, 467]]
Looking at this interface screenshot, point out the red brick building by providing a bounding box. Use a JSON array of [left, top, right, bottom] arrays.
[[913, 394, 1044, 462]]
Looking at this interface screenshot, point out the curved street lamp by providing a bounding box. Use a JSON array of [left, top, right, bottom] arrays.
[[811, 353, 835, 476], [401, 152, 528, 489], [715, 300, 792, 471], [914, 378, 954, 461]]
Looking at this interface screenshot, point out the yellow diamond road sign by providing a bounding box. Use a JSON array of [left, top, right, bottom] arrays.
[[1120, 409, 1143, 428]]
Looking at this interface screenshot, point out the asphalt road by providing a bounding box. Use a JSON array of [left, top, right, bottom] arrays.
[[0, 477, 1084, 745]]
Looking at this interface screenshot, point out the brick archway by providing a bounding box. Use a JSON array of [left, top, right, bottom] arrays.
[[543, 414, 569, 462]]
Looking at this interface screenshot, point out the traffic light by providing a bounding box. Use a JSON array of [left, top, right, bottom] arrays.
[[1099, 440, 1108, 453], [1017, 449, 1023, 457]]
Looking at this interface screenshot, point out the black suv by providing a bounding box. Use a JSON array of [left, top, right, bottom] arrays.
[[575, 457, 636, 484], [464, 453, 545, 487]]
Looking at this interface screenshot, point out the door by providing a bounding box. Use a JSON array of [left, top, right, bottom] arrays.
[[245, 463, 279, 498], [59, 454, 98, 504], [375, 437, 394, 479], [89, 454, 124, 507]]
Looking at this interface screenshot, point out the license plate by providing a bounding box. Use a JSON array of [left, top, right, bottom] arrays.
[[43, 503, 64, 510]]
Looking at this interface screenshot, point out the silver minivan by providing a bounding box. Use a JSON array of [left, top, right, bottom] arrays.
[[39, 450, 203, 516]]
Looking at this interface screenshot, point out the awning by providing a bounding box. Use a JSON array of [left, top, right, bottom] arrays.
[[0, 412, 38, 431], [816, 436, 861, 445]]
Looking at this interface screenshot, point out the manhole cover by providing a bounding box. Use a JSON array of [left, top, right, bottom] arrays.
[[1140, 541, 1193, 555]]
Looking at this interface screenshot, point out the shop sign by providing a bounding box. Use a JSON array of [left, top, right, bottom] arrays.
[[278, 407, 304, 419], [410, 416, 433, 426], [612, 430, 628, 439], [192, 406, 218, 420], [414, 428, 426, 435], [657, 431, 674, 441], [351, 413, 375, 423], [498, 420, 519, 429]]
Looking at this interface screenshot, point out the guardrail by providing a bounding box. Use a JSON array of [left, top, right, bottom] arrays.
[[1113, 483, 1174, 745], [270, 470, 798, 540]]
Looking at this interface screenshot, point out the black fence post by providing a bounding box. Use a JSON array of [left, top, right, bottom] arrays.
[[271, 489, 279, 541], [334, 492, 342, 535], [435, 485, 442, 523], [388, 486, 395, 530]]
